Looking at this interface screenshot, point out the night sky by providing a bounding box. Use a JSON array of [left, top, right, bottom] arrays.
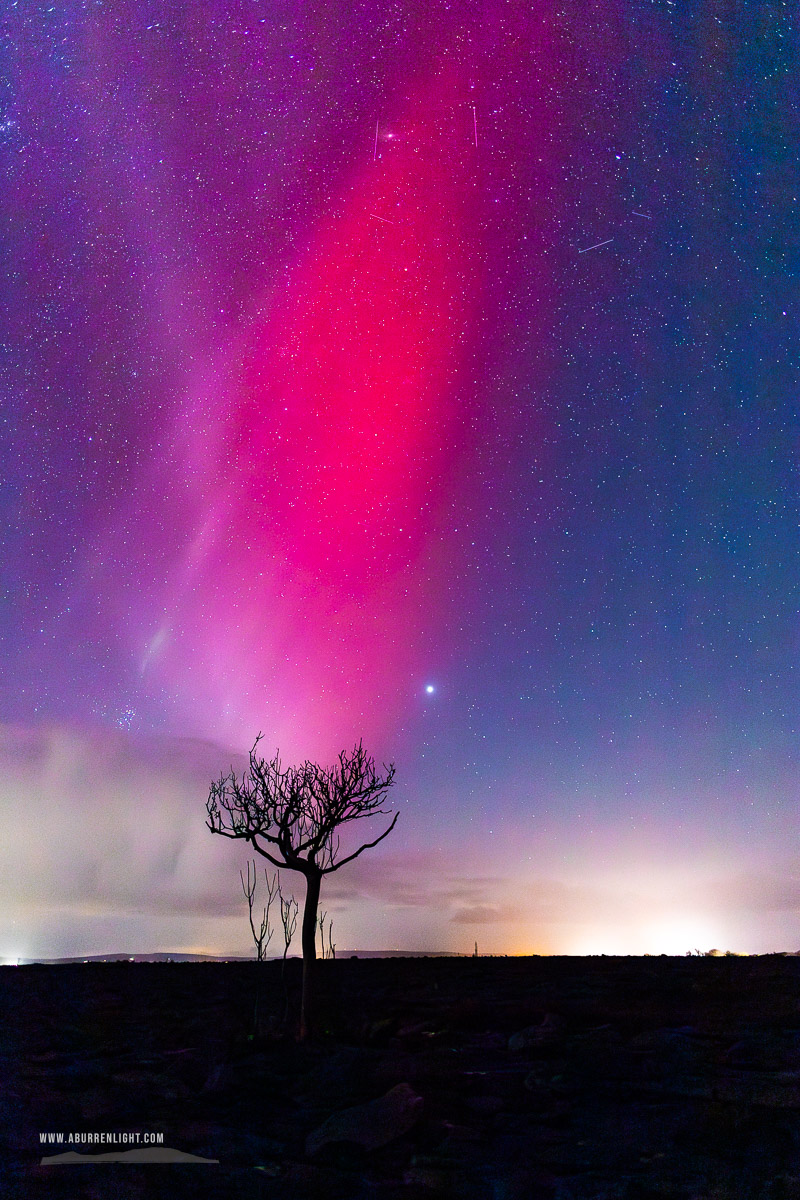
[[2, 1, 798, 959]]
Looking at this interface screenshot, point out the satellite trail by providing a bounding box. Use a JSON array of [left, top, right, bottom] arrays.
[[578, 238, 613, 254]]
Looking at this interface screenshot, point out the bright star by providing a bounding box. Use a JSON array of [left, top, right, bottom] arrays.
[[425, 684, 435, 694]]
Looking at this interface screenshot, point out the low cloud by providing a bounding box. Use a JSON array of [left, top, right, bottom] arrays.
[[450, 905, 518, 924], [2, 721, 792, 958], [0, 722, 247, 922], [0, 725, 509, 936], [691, 873, 800, 915], [321, 853, 509, 914]]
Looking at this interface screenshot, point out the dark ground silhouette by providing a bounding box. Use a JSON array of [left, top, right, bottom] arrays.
[[3, 955, 800, 1198]]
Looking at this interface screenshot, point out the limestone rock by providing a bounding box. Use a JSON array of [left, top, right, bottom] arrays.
[[508, 1013, 565, 1052], [305, 1081, 423, 1155]]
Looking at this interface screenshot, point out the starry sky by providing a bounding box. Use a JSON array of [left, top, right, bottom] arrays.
[[1, 0, 798, 960]]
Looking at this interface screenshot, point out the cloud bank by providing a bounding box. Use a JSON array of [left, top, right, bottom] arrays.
[[0, 723, 796, 959]]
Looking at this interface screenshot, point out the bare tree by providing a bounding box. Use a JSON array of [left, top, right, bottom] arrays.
[[277, 880, 299, 1025], [238, 861, 279, 1038], [240, 860, 279, 961], [278, 881, 299, 977], [317, 910, 335, 960], [207, 737, 396, 1039]]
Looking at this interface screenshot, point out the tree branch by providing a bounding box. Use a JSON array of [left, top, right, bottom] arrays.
[[248, 837, 292, 871], [322, 811, 399, 873]]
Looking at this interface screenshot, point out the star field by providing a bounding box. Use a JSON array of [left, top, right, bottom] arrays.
[[1, 0, 798, 957]]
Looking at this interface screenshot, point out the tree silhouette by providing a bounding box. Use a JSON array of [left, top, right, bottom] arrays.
[[240, 859, 278, 962], [277, 879, 299, 1024], [239, 860, 279, 1036], [278, 879, 299, 977], [207, 737, 397, 1039]]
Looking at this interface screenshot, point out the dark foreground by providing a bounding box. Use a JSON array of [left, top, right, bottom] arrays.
[[3, 955, 800, 1199]]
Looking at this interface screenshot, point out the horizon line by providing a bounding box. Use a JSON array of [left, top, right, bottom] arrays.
[[6, 948, 799, 965]]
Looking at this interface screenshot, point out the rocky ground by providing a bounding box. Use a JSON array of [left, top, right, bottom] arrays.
[[3, 955, 800, 1199]]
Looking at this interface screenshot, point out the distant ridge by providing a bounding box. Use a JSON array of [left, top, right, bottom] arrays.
[[12, 950, 468, 965], [10, 950, 796, 965], [14, 952, 252, 965]]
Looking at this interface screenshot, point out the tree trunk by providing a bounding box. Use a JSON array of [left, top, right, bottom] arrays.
[[299, 868, 321, 1041]]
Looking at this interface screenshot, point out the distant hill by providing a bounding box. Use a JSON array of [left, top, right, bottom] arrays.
[[14, 950, 469, 965], [16, 952, 251, 965], [12, 949, 796, 965]]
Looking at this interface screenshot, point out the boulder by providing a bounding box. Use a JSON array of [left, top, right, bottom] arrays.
[[305, 1082, 423, 1155], [508, 1013, 565, 1052]]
